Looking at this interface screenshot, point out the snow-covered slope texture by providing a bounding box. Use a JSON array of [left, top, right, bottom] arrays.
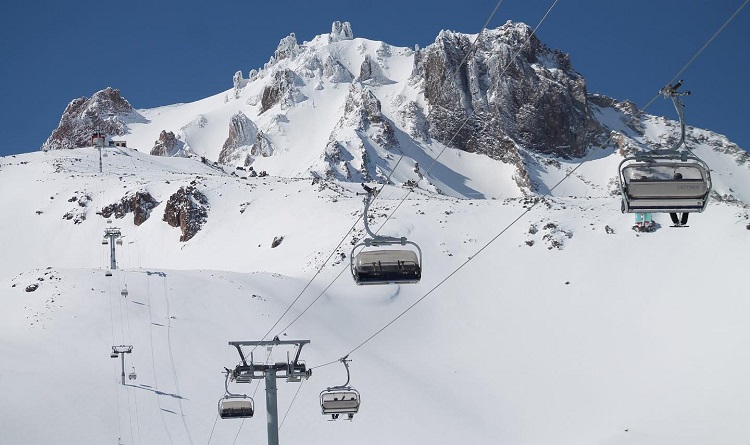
[[3, 127, 750, 445]]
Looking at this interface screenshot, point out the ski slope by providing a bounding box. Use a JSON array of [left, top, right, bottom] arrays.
[[1, 145, 750, 444]]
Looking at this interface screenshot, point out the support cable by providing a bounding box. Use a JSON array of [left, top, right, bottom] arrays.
[[310, 0, 747, 369], [274, 0, 558, 340], [254, 0, 508, 353]]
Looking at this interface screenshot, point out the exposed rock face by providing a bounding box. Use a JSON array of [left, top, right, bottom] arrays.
[[273, 34, 301, 62], [150, 131, 185, 157], [41, 87, 145, 151], [323, 55, 354, 83], [99, 191, 159, 226], [233, 71, 248, 98], [329, 21, 353, 43], [414, 22, 604, 161], [163, 186, 209, 242], [259, 69, 306, 113], [357, 54, 390, 84], [219, 111, 258, 164], [321, 84, 399, 180]]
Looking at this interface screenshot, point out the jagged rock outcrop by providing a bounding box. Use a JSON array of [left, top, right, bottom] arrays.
[[414, 22, 604, 162], [343, 85, 398, 147], [273, 34, 301, 62], [41, 87, 146, 151], [321, 85, 399, 181], [218, 112, 262, 165], [323, 56, 354, 83], [99, 191, 159, 226], [259, 69, 306, 113], [329, 21, 353, 43], [233, 71, 248, 98], [162, 186, 209, 242], [150, 131, 185, 157], [357, 54, 390, 84]]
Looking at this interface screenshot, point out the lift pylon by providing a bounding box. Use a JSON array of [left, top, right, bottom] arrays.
[[102, 227, 122, 271], [225, 339, 311, 445], [111, 345, 133, 385]]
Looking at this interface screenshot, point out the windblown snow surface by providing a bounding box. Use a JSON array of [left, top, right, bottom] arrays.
[[0, 44, 750, 445], [1, 119, 749, 444]]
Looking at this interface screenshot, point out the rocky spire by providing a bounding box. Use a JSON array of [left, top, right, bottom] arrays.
[[329, 21, 353, 43]]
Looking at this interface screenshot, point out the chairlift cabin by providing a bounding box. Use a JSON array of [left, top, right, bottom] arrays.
[[619, 156, 711, 213], [218, 396, 254, 419], [320, 388, 361, 420], [121, 288, 128, 298], [320, 357, 360, 420], [619, 81, 712, 215], [350, 184, 423, 285], [218, 370, 255, 419], [352, 248, 421, 285]]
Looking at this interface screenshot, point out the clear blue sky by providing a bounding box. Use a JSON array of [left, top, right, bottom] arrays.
[[1, 0, 748, 156]]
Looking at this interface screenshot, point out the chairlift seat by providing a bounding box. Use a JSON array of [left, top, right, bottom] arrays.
[[353, 250, 421, 285], [105, 270, 113, 277], [102, 239, 109, 245], [620, 160, 711, 213], [320, 389, 360, 415], [219, 398, 254, 419], [128, 372, 137, 380]]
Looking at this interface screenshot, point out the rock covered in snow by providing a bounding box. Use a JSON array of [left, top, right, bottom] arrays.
[[162, 186, 209, 242], [329, 21, 353, 43], [41, 87, 144, 151], [219, 111, 258, 164], [98, 191, 159, 226], [259, 69, 306, 113], [414, 22, 603, 161], [150, 130, 185, 157]]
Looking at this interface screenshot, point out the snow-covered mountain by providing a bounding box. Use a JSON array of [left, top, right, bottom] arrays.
[[3, 20, 750, 445], [41, 21, 747, 200]]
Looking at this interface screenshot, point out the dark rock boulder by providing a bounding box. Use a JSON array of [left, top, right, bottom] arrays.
[[162, 186, 209, 242], [150, 130, 185, 157], [99, 191, 160, 226]]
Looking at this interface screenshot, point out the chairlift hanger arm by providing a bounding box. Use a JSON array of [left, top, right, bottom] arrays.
[[360, 183, 403, 243]]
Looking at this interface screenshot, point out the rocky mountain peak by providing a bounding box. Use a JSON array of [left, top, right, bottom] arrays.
[[416, 21, 602, 162], [41, 87, 142, 151], [329, 21, 353, 43]]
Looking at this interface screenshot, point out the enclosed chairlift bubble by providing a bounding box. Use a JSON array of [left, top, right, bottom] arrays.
[[320, 357, 360, 421], [619, 81, 711, 215], [351, 184, 422, 285]]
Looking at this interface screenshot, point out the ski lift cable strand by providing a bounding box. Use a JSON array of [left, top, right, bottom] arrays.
[[273, 0, 553, 340], [311, 1, 747, 369], [265, 0, 508, 341], [253, 0, 509, 348]]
